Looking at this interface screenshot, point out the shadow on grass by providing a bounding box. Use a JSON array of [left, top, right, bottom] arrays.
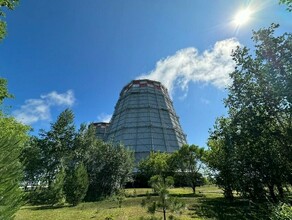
[[171, 193, 205, 198], [22, 204, 69, 211], [189, 197, 272, 220]]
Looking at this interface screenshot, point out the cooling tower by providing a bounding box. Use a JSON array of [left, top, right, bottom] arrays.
[[106, 79, 187, 161], [92, 122, 110, 140]]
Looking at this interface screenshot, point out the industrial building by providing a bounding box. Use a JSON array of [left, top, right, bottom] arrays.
[[93, 122, 110, 140], [94, 79, 187, 161]]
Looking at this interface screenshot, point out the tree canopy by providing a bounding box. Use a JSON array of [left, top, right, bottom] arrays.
[[207, 24, 292, 202], [0, 0, 19, 41], [279, 0, 292, 11], [0, 79, 29, 219]]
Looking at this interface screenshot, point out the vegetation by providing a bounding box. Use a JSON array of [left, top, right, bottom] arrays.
[[64, 163, 89, 206], [0, 0, 19, 41], [20, 110, 135, 205], [14, 186, 292, 220], [137, 146, 205, 191], [171, 145, 205, 194], [279, 0, 292, 11], [207, 24, 291, 203], [143, 175, 185, 220], [14, 186, 221, 220], [138, 152, 173, 185], [0, 79, 29, 218], [85, 141, 134, 201], [0, 0, 291, 219], [0, 3, 29, 218]]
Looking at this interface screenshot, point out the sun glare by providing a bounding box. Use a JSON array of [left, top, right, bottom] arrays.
[[233, 8, 252, 26]]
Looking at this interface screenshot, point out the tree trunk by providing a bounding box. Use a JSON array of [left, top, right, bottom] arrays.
[[268, 184, 277, 203], [276, 183, 284, 199], [224, 187, 234, 202], [163, 207, 166, 220], [191, 181, 196, 194]]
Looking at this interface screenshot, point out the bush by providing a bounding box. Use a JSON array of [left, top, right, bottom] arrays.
[[45, 168, 66, 205], [64, 163, 89, 206], [270, 203, 292, 220], [26, 189, 49, 205]]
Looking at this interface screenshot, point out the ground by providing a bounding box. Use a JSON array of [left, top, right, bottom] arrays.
[[15, 185, 271, 220]]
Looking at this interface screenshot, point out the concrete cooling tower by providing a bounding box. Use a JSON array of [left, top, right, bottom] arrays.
[[104, 79, 187, 161]]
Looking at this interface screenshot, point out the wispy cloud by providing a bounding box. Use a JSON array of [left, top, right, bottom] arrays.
[[200, 98, 211, 105], [13, 90, 75, 125], [41, 90, 75, 106], [138, 38, 240, 96], [97, 113, 112, 123]]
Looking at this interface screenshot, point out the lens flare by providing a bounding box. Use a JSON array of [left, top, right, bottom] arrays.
[[233, 8, 252, 26]]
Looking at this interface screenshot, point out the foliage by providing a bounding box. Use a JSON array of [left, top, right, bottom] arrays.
[[64, 162, 89, 206], [111, 189, 126, 208], [40, 109, 75, 183], [142, 175, 185, 220], [20, 136, 44, 189], [170, 145, 205, 193], [206, 118, 237, 201], [0, 78, 13, 105], [0, 0, 19, 41], [207, 24, 292, 202], [21, 110, 134, 204], [270, 203, 292, 220], [21, 109, 77, 205], [0, 136, 25, 220], [37, 109, 75, 203], [14, 185, 292, 220], [85, 142, 134, 201], [138, 152, 173, 184], [0, 78, 29, 219], [279, 0, 292, 11], [45, 167, 66, 205]]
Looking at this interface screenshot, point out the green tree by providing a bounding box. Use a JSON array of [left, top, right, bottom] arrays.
[[206, 118, 238, 201], [170, 145, 205, 194], [0, 0, 19, 41], [0, 3, 28, 217], [22, 109, 77, 204], [142, 175, 184, 220], [0, 78, 12, 103], [85, 142, 134, 201], [228, 24, 291, 200], [0, 79, 29, 219], [64, 162, 89, 206], [279, 0, 292, 11], [40, 109, 75, 188], [138, 152, 173, 184], [207, 24, 292, 202], [20, 136, 44, 189], [72, 123, 98, 163], [46, 167, 65, 206]]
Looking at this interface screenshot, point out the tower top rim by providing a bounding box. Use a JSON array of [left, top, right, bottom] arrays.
[[120, 79, 168, 96]]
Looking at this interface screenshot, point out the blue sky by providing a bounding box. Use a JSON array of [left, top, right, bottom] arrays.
[[0, 0, 291, 147]]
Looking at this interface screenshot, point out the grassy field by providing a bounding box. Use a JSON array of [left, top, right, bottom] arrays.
[[15, 185, 270, 220]]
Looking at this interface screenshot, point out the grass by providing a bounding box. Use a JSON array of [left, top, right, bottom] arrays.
[[15, 185, 276, 220]]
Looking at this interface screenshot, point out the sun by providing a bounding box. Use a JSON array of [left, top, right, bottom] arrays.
[[233, 8, 252, 26]]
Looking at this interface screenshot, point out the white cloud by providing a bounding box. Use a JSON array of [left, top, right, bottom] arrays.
[[13, 90, 75, 125], [138, 38, 240, 96], [41, 90, 75, 106], [97, 113, 112, 123]]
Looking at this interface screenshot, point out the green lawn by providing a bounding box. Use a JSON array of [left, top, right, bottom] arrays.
[[15, 185, 270, 220]]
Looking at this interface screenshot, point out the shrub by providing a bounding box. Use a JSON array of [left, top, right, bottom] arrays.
[[64, 163, 89, 206], [270, 203, 292, 220]]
